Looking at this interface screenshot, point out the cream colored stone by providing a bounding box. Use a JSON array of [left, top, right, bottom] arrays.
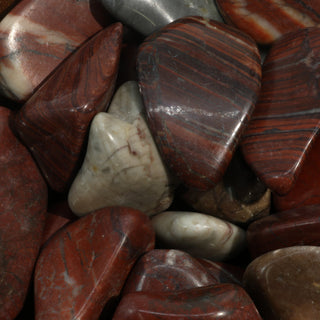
[[68, 81, 174, 216], [151, 211, 246, 261]]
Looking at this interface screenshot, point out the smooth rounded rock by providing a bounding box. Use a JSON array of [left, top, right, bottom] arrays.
[[0, 0, 19, 19], [151, 211, 246, 261], [138, 16, 261, 190], [243, 246, 320, 320], [34, 207, 155, 320], [101, 0, 223, 36], [13, 23, 123, 193], [68, 81, 175, 216]]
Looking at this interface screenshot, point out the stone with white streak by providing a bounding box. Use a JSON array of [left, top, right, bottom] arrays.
[[68, 81, 175, 216], [151, 211, 246, 261]]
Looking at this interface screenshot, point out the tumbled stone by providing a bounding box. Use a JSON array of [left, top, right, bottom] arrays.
[[34, 207, 155, 320], [113, 284, 262, 319], [0, 107, 47, 319], [0, 0, 112, 101], [68, 81, 175, 216], [216, 0, 320, 45], [243, 246, 320, 320], [247, 204, 320, 259], [13, 23, 123, 193], [241, 27, 320, 195], [138, 16, 261, 190], [101, 0, 223, 36], [0, 0, 19, 19], [122, 249, 216, 294], [152, 211, 246, 261]]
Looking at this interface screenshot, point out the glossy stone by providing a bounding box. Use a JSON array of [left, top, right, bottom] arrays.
[[243, 246, 320, 320], [122, 249, 216, 294], [216, 0, 320, 45], [113, 284, 262, 319], [101, 0, 223, 36], [241, 27, 320, 195], [0, 0, 19, 19], [34, 207, 155, 320], [0, 0, 112, 101], [152, 211, 246, 261], [68, 81, 175, 216], [138, 17, 261, 190], [13, 23, 123, 193], [0, 107, 47, 319], [247, 204, 320, 259]]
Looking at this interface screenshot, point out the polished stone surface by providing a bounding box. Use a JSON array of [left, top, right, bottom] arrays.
[[101, 0, 223, 36], [138, 17, 261, 190], [34, 207, 155, 320], [243, 246, 320, 320], [113, 284, 262, 319], [247, 204, 320, 259], [216, 0, 320, 45], [241, 27, 320, 195], [68, 81, 175, 216], [0, 0, 112, 101], [122, 249, 216, 294], [0, 107, 47, 319], [152, 211, 246, 261], [0, 0, 19, 19], [13, 23, 123, 193]]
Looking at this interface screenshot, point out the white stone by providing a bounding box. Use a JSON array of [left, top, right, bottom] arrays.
[[68, 81, 175, 216], [151, 211, 246, 261]]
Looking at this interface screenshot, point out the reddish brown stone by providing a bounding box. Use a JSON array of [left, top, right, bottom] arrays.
[[0, 0, 20, 19], [247, 204, 320, 259], [241, 27, 320, 195], [0, 107, 47, 319], [34, 207, 155, 320], [113, 284, 262, 319], [122, 249, 216, 295], [13, 23, 123, 193], [138, 16, 261, 190], [216, 0, 320, 45]]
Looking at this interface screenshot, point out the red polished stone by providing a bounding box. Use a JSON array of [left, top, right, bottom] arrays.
[[241, 27, 320, 196], [0, 107, 47, 319], [216, 0, 320, 45], [0, 0, 113, 101], [34, 207, 155, 320], [113, 284, 262, 319], [247, 204, 320, 259], [0, 0, 19, 19], [122, 249, 216, 295], [197, 259, 244, 286], [138, 16, 261, 190], [13, 23, 123, 193], [273, 136, 320, 211]]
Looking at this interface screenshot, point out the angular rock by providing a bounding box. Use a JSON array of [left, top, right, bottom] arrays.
[[0, 107, 47, 320], [113, 284, 262, 319], [13, 23, 123, 193], [101, 0, 223, 36], [68, 81, 175, 216], [241, 27, 320, 195], [122, 249, 216, 294], [138, 17, 261, 190], [243, 246, 320, 320], [0, 0, 112, 101], [34, 207, 155, 320], [152, 211, 246, 261], [216, 0, 320, 45], [247, 204, 320, 259]]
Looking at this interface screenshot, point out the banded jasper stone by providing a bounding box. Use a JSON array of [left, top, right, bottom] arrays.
[[216, 0, 320, 45], [0, 107, 47, 319], [113, 285, 262, 319], [34, 207, 155, 320], [0, 0, 19, 19], [247, 204, 320, 259], [13, 23, 123, 193], [241, 27, 320, 196], [138, 17, 261, 190], [243, 246, 320, 320], [0, 0, 112, 101]]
